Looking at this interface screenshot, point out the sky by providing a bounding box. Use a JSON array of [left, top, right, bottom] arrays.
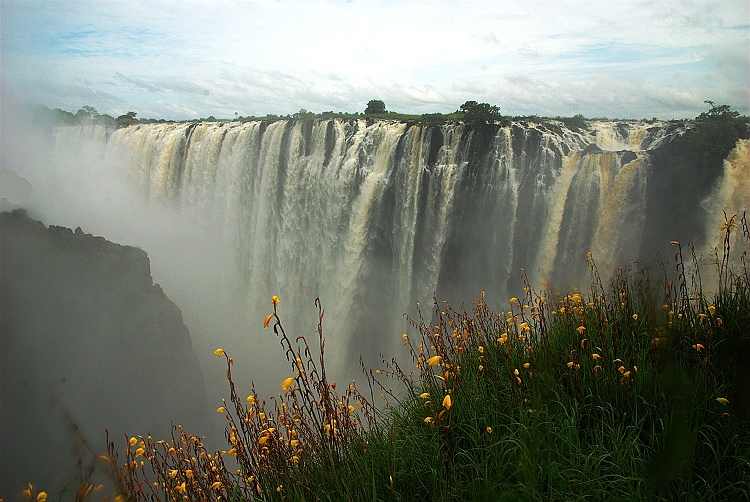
[[2, 0, 749, 121]]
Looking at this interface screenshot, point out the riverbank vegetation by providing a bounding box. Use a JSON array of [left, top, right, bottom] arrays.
[[32, 101, 748, 131], [98, 213, 750, 501]]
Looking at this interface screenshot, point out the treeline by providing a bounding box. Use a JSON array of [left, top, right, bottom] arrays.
[[33, 101, 749, 131], [34, 105, 173, 128], [31, 100, 510, 128]]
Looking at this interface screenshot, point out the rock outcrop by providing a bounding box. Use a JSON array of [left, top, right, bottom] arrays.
[[1, 209, 210, 497]]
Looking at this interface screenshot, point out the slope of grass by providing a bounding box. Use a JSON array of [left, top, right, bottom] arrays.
[[101, 215, 750, 501]]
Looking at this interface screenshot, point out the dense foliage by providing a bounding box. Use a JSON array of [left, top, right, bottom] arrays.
[[458, 100, 503, 124], [365, 100, 387, 115]]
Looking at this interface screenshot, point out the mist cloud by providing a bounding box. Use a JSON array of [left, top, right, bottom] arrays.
[[0, 170, 33, 204]]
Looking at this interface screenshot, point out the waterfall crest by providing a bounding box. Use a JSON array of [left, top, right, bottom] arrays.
[[48, 119, 749, 373]]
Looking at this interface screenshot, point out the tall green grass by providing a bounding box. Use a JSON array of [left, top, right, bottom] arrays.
[[108, 214, 750, 501]]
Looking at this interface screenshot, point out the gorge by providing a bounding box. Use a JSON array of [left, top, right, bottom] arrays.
[[3, 112, 749, 495]]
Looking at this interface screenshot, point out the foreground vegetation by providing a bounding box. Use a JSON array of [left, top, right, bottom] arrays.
[[75, 213, 747, 502]]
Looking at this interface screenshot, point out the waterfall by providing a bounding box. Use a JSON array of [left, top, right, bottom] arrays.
[[42, 119, 748, 387]]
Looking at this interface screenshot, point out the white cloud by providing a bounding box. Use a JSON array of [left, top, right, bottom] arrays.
[[2, 0, 747, 119]]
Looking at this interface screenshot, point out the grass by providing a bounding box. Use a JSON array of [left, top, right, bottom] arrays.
[[56, 213, 750, 500]]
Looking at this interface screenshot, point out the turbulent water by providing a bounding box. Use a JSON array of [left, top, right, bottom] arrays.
[[45, 119, 750, 381]]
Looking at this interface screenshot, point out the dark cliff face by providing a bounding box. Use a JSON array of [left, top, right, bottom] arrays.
[[641, 117, 750, 259], [0, 209, 210, 497]]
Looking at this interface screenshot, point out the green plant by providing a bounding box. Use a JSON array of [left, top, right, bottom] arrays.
[[108, 213, 750, 501]]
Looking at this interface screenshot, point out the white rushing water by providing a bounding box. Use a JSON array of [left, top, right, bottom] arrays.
[[18, 118, 749, 404]]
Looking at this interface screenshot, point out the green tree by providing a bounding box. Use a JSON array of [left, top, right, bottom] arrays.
[[116, 111, 138, 127], [293, 108, 315, 120], [458, 100, 502, 124], [75, 105, 99, 122], [365, 100, 386, 115]]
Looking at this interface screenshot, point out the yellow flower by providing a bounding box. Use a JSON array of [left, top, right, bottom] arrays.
[[576, 326, 586, 334], [281, 377, 295, 391], [271, 295, 280, 307], [175, 482, 186, 493], [523, 362, 531, 368], [426, 355, 442, 366], [129, 436, 137, 447], [708, 305, 716, 315], [592, 353, 601, 360], [37, 492, 48, 502], [348, 405, 355, 414], [402, 333, 408, 340], [135, 447, 145, 457], [632, 313, 638, 320], [420, 392, 430, 399], [424, 416, 433, 423], [168, 447, 176, 455], [478, 365, 484, 371], [212, 481, 222, 490], [442, 394, 452, 410], [509, 297, 519, 304], [185, 469, 193, 478], [567, 361, 575, 368], [259, 436, 270, 445], [693, 343, 705, 351], [263, 313, 274, 328], [246, 395, 256, 405], [486, 426, 493, 434], [217, 406, 226, 413], [571, 293, 582, 303], [716, 397, 730, 405], [214, 348, 225, 358]]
